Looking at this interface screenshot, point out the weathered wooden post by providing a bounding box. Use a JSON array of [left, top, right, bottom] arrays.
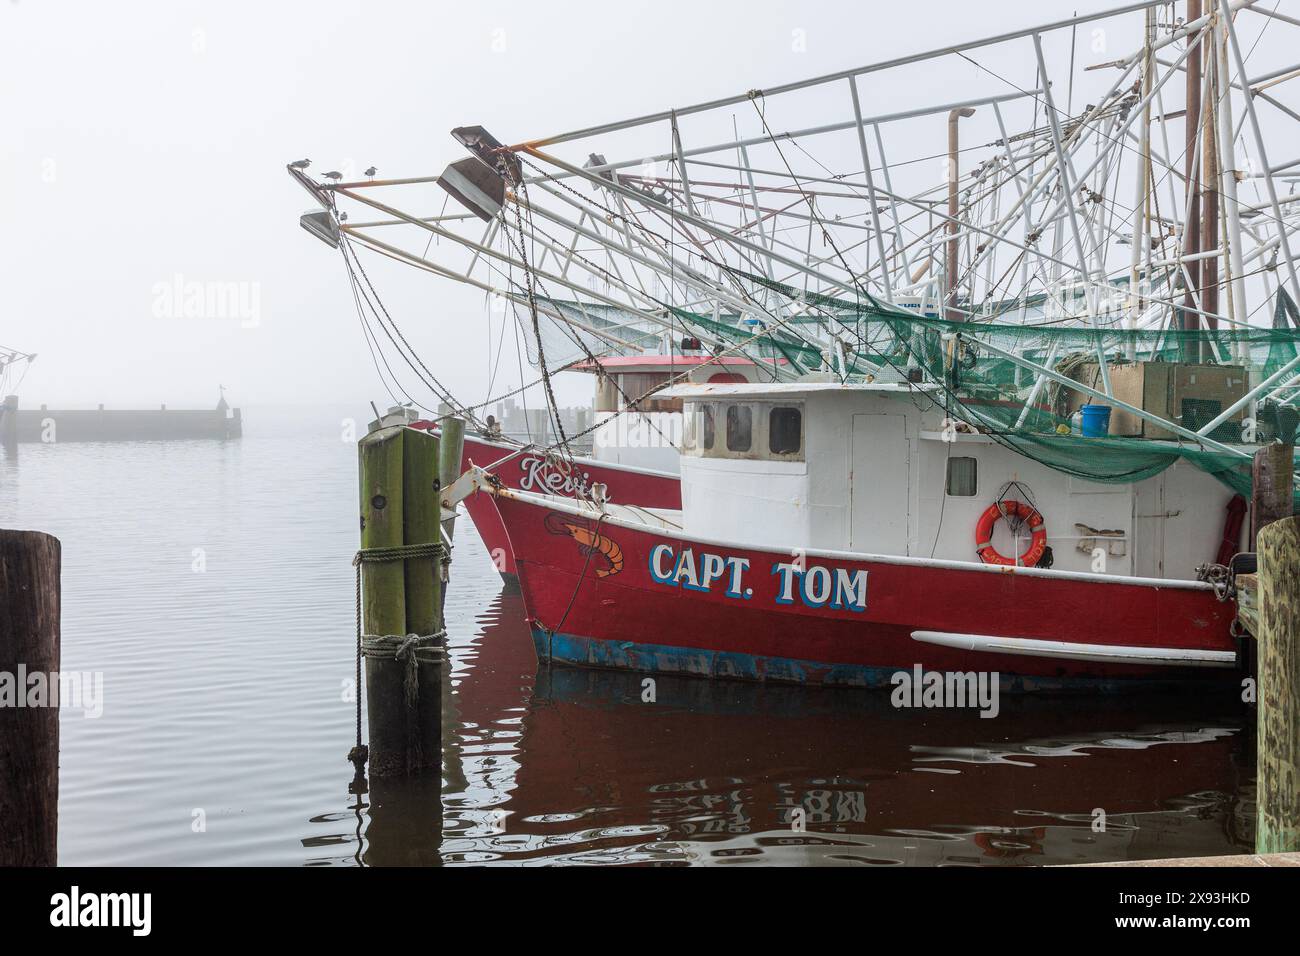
[[403, 427, 440, 639], [437, 416, 466, 607], [402, 426, 444, 775], [357, 425, 443, 778], [0, 530, 61, 866], [437, 417, 466, 511], [1251, 443, 1294, 548], [1257, 513, 1300, 853]]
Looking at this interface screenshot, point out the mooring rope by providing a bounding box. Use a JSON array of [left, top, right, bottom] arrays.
[[350, 543, 447, 778], [360, 632, 446, 773]]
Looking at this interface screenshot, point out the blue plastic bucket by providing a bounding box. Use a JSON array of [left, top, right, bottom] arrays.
[[1080, 404, 1112, 437]]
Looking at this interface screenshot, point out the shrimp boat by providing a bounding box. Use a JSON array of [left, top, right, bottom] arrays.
[[461, 369, 1247, 689], [293, 1, 1300, 687]]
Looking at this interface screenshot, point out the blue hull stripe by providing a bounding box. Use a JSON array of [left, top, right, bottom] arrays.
[[530, 627, 1231, 694]]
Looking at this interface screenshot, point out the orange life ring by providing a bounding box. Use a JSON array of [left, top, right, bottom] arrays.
[[975, 500, 1047, 567]]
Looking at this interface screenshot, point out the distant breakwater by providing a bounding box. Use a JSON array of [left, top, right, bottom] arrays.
[[1, 395, 241, 443]]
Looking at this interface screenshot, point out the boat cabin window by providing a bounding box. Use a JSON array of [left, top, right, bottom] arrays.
[[726, 405, 752, 452], [685, 401, 805, 462], [946, 456, 978, 497], [769, 406, 802, 456], [683, 403, 714, 452], [700, 404, 715, 450]]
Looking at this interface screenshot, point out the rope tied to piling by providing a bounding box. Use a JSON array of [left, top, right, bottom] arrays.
[[360, 632, 446, 697], [350, 543, 447, 780], [360, 631, 446, 774], [353, 542, 445, 566]]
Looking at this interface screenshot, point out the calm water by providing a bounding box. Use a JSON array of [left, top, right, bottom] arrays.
[[0, 407, 1256, 866]]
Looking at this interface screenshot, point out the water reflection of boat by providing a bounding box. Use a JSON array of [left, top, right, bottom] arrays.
[[432, 589, 1252, 866]]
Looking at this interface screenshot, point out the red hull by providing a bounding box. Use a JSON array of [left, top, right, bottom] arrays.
[[446, 431, 680, 582], [490, 488, 1239, 689]]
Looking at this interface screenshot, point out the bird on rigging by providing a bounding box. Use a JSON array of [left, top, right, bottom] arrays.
[[364, 166, 377, 180], [322, 171, 343, 182], [289, 158, 311, 170]]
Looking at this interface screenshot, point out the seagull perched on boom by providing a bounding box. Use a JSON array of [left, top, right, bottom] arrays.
[[364, 166, 377, 180], [289, 158, 311, 169], [322, 171, 343, 182]]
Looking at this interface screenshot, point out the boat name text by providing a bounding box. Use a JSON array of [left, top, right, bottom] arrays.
[[648, 544, 867, 612], [518, 456, 592, 497]]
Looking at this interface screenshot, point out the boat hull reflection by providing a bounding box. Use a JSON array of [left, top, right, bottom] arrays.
[[432, 592, 1253, 867]]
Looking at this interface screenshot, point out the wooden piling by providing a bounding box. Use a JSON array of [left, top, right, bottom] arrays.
[[359, 427, 406, 779], [436, 417, 465, 604], [403, 427, 443, 779], [358, 425, 442, 778], [360, 426, 406, 634], [402, 427, 441, 637], [0, 530, 61, 866], [437, 417, 466, 494], [1257, 514, 1300, 853], [1251, 443, 1295, 548]]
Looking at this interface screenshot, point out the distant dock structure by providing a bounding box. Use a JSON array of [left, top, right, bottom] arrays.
[[1, 391, 241, 444]]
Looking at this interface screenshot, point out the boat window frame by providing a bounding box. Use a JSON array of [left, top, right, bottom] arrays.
[[767, 405, 804, 460], [725, 404, 753, 453], [683, 399, 805, 462], [946, 455, 978, 497], [700, 403, 715, 451]]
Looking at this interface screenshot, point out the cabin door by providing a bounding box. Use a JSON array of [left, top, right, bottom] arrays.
[[849, 414, 910, 555], [1133, 471, 1167, 578]]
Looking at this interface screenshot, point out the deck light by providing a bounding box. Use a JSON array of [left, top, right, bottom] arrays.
[[299, 210, 340, 248], [437, 157, 505, 222]]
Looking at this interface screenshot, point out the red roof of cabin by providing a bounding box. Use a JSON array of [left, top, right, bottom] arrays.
[[570, 355, 783, 371]]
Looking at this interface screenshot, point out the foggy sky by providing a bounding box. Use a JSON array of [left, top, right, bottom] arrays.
[[0, 0, 1253, 411]]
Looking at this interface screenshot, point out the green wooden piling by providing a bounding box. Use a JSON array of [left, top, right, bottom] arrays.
[[1257, 513, 1300, 854], [357, 423, 444, 778], [437, 416, 466, 494], [436, 417, 465, 611], [402, 427, 440, 637], [359, 426, 407, 778], [359, 426, 406, 637], [402, 426, 443, 778]]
